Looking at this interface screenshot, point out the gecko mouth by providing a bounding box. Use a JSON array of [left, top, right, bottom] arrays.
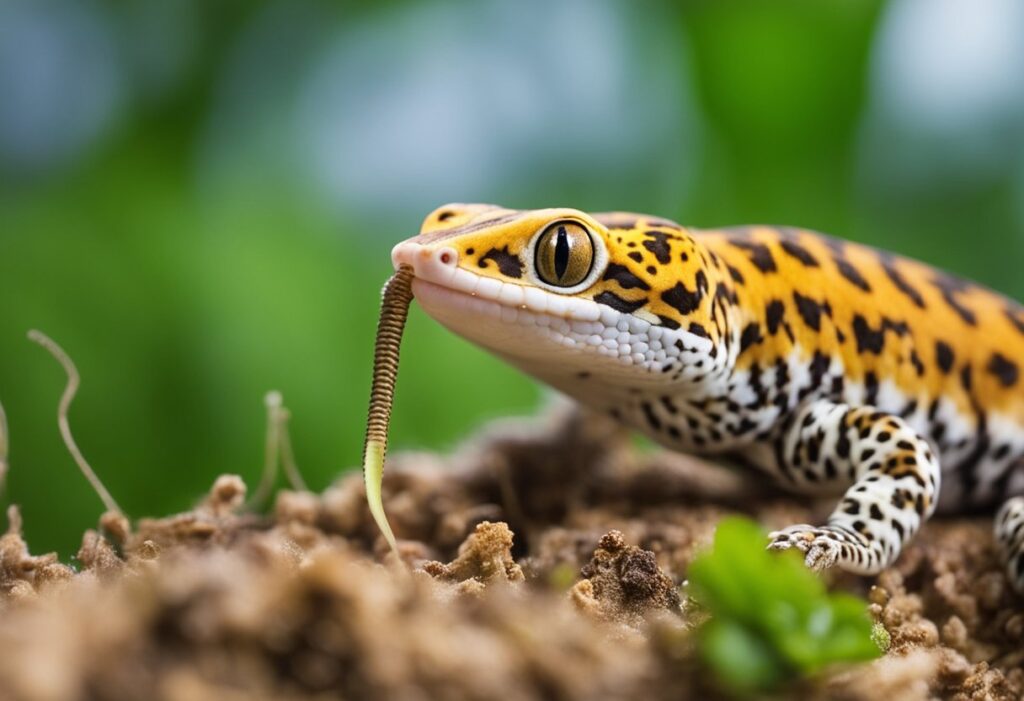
[[409, 277, 624, 365], [409, 278, 581, 332]]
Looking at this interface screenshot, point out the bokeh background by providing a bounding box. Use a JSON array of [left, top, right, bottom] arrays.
[[2, 0, 1024, 554]]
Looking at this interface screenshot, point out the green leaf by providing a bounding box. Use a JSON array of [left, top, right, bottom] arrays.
[[687, 517, 880, 693], [699, 619, 786, 694]]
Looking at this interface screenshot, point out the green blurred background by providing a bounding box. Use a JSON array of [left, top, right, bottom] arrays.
[[2, 0, 1023, 554]]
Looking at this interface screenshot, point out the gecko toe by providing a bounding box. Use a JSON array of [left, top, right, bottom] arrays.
[[804, 538, 841, 571], [767, 525, 844, 571]]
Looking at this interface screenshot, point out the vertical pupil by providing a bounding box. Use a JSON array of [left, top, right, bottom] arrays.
[[554, 226, 570, 280]]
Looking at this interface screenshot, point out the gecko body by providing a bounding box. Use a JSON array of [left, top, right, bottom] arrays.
[[391, 204, 1024, 589]]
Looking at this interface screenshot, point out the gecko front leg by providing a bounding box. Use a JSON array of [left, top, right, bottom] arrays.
[[762, 401, 941, 574]]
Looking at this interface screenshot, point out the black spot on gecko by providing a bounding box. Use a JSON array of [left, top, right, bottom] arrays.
[[657, 315, 680, 330], [765, 300, 785, 335], [603, 263, 650, 291], [774, 358, 790, 390], [1005, 306, 1024, 335], [594, 291, 646, 313], [954, 412, 988, 498], [987, 352, 1019, 387], [935, 341, 955, 374], [780, 239, 819, 267], [852, 315, 908, 354], [728, 239, 777, 273], [892, 519, 905, 538], [864, 371, 879, 406], [909, 349, 925, 377], [837, 433, 851, 460], [739, 322, 763, 352], [960, 364, 973, 393], [695, 270, 709, 294], [733, 418, 757, 436], [727, 265, 745, 284], [627, 251, 644, 264], [688, 322, 710, 339], [662, 281, 704, 316], [714, 282, 738, 306], [809, 351, 830, 388], [641, 402, 662, 431], [880, 259, 926, 308], [852, 315, 884, 354], [933, 272, 976, 325], [746, 363, 769, 410], [642, 231, 672, 264], [478, 246, 524, 278], [831, 375, 845, 397], [792, 292, 830, 332], [835, 257, 871, 292]]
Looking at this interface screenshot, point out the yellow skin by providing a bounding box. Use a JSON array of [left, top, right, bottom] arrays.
[[390, 204, 1024, 589]]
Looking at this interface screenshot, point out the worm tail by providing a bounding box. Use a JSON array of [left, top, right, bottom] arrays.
[[362, 265, 415, 556]]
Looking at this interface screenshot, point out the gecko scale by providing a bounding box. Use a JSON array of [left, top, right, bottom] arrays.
[[376, 203, 1024, 591]]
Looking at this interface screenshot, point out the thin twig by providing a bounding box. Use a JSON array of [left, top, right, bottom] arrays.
[[277, 407, 309, 492], [27, 330, 123, 515], [247, 390, 283, 509], [0, 397, 9, 496]]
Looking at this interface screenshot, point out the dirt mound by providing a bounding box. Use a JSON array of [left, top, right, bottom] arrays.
[[0, 403, 1020, 700]]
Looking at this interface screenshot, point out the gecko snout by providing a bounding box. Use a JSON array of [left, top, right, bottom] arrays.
[[391, 241, 459, 277]]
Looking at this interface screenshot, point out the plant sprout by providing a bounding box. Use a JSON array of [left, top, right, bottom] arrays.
[[687, 517, 881, 695]]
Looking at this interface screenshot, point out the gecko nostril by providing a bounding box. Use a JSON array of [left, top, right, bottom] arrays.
[[438, 248, 456, 266]]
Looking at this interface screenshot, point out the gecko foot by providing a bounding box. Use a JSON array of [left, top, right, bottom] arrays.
[[766, 524, 847, 571]]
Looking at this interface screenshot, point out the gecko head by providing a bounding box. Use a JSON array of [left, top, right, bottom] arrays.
[[392, 204, 732, 392]]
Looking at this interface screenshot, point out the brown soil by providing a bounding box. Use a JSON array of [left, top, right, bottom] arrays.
[[0, 402, 1021, 701]]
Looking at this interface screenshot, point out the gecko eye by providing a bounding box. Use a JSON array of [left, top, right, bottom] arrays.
[[534, 221, 595, 288]]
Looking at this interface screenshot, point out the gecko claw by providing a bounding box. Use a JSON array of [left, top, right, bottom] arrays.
[[767, 525, 842, 571]]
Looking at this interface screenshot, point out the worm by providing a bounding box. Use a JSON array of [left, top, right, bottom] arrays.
[[362, 264, 415, 556]]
